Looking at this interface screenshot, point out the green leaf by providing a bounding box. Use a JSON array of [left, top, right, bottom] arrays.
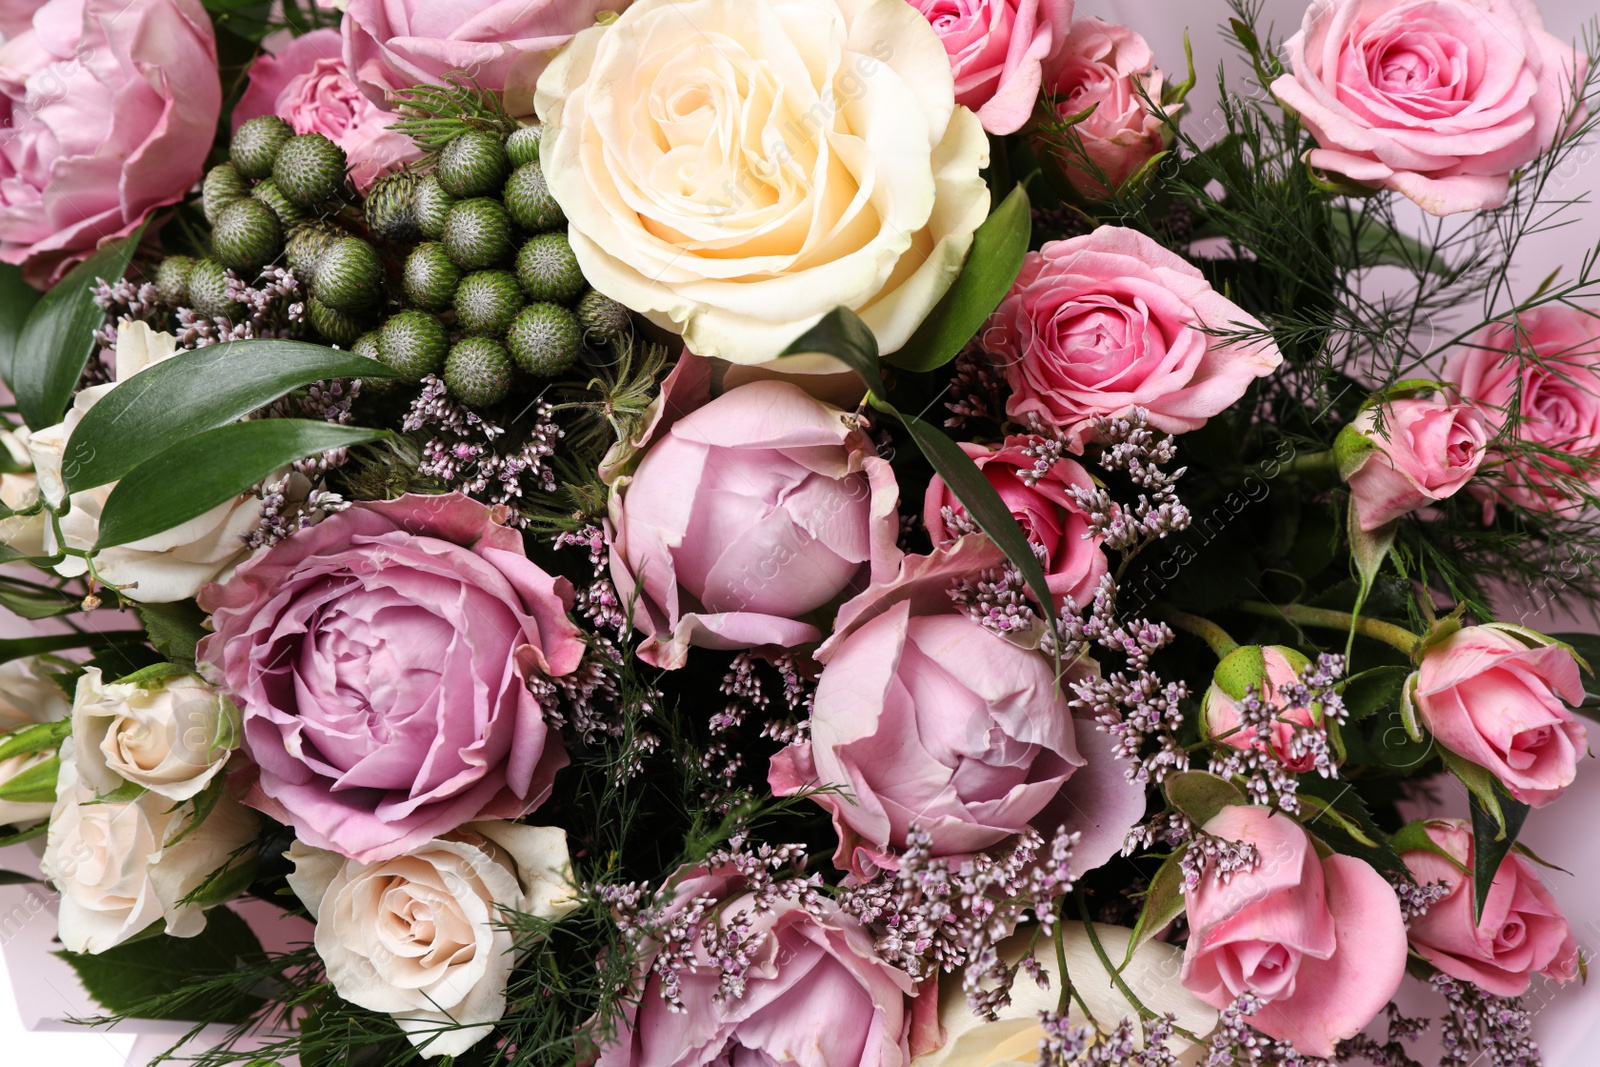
[[0, 869, 41, 886], [62, 339, 397, 493], [1438, 747, 1509, 833], [1328, 210, 1449, 276], [1124, 848, 1187, 965], [1346, 505, 1397, 658], [888, 183, 1031, 373], [10, 227, 143, 431], [0, 586, 80, 619], [85, 779, 148, 805], [1339, 665, 1413, 723], [1390, 820, 1468, 872], [56, 904, 266, 1022], [0, 756, 58, 803], [1549, 631, 1600, 713], [0, 263, 41, 388], [0, 719, 69, 764], [1469, 785, 1530, 925], [778, 307, 887, 399], [138, 600, 210, 670], [96, 420, 385, 549], [0, 631, 146, 666], [1297, 777, 1409, 881], [0, 822, 47, 848], [1163, 770, 1245, 827], [113, 662, 192, 688]]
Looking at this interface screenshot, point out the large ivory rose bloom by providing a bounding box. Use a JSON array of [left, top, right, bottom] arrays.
[[535, 0, 992, 364], [27, 322, 261, 602], [287, 823, 579, 1057]]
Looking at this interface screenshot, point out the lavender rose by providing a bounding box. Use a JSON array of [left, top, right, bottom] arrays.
[[198, 494, 584, 862]]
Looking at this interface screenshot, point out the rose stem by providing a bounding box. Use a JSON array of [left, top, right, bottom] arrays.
[[1157, 604, 1239, 658], [1237, 601, 1421, 658]]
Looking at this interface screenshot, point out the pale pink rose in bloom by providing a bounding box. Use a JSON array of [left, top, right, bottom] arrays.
[[1400, 818, 1578, 996], [1412, 625, 1586, 807], [0, 0, 45, 39], [605, 356, 901, 670], [596, 863, 916, 1067], [233, 29, 420, 192], [1041, 19, 1177, 195], [1343, 395, 1490, 530], [1270, 0, 1586, 216], [1182, 805, 1407, 1058], [0, 0, 220, 286], [1444, 306, 1600, 515], [770, 536, 1144, 878], [922, 438, 1107, 607], [343, 0, 625, 118], [907, 0, 1073, 135], [986, 226, 1283, 441], [198, 494, 584, 863], [1202, 645, 1321, 774]]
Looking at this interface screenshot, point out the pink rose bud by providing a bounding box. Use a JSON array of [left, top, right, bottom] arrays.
[[1444, 306, 1600, 516], [908, 0, 1074, 136], [1181, 806, 1408, 1058], [1400, 818, 1578, 996], [1269, 0, 1587, 216], [922, 437, 1107, 608], [1340, 395, 1490, 531], [0, 0, 222, 286], [1412, 625, 1587, 807], [1039, 19, 1178, 196], [1202, 645, 1321, 773], [985, 226, 1283, 443]]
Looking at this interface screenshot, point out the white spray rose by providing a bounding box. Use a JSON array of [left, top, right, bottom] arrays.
[[41, 741, 261, 953], [0, 426, 46, 556], [0, 657, 71, 827], [27, 321, 261, 603], [70, 666, 238, 802], [287, 822, 580, 1058]]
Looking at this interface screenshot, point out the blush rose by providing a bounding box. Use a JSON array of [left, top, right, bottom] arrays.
[[1341, 394, 1491, 530], [908, 0, 1074, 135]]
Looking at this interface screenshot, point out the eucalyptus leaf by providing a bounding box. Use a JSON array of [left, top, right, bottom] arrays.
[[10, 226, 143, 431], [63, 339, 397, 493], [96, 420, 385, 549]]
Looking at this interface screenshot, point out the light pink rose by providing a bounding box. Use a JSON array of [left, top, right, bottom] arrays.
[[1040, 19, 1176, 195], [233, 29, 420, 192], [922, 438, 1107, 607], [1412, 625, 1586, 807], [1343, 395, 1490, 530], [597, 863, 916, 1067], [1202, 645, 1321, 774], [0, 0, 220, 286], [985, 226, 1283, 441], [0, 0, 45, 39], [1269, 0, 1586, 216], [1444, 306, 1600, 515], [770, 536, 1144, 878], [1181, 805, 1408, 1058], [342, 0, 625, 118], [1400, 818, 1578, 996], [198, 493, 584, 863], [907, 0, 1073, 136], [606, 356, 901, 670]]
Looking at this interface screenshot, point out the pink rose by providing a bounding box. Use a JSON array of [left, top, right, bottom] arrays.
[[985, 226, 1283, 441], [198, 494, 584, 863], [1400, 818, 1577, 996], [922, 438, 1107, 607], [1181, 805, 1408, 1058], [907, 0, 1073, 136], [233, 29, 420, 192], [598, 864, 915, 1067], [1342, 395, 1490, 531], [0, 0, 220, 286], [1269, 0, 1586, 216], [1444, 306, 1600, 515], [606, 357, 901, 670], [1040, 19, 1177, 195], [0, 0, 44, 39], [770, 536, 1144, 877], [1412, 625, 1586, 807], [343, 0, 625, 118], [1202, 645, 1321, 774]]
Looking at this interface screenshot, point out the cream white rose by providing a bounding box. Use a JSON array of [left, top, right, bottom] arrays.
[[0, 657, 72, 827], [287, 822, 579, 1058], [41, 741, 261, 953], [0, 426, 47, 556], [914, 924, 1218, 1067], [535, 0, 991, 365], [70, 666, 238, 802], [27, 321, 261, 603]]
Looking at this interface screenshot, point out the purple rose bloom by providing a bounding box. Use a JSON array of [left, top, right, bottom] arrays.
[[198, 494, 584, 862]]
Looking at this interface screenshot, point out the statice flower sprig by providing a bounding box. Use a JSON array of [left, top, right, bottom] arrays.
[[1206, 654, 1348, 814], [1038, 1012, 1182, 1067]]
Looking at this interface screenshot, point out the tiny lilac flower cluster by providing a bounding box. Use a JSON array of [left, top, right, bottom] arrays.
[[1392, 879, 1451, 921], [1431, 975, 1540, 1067], [1037, 1011, 1181, 1067], [1335, 1002, 1430, 1067], [943, 347, 1010, 430], [1206, 992, 1314, 1066], [177, 268, 305, 348], [1051, 410, 1191, 554], [1207, 654, 1347, 814], [1179, 832, 1263, 893]]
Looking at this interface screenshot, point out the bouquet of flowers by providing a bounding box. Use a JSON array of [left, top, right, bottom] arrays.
[[0, 0, 1597, 1063]]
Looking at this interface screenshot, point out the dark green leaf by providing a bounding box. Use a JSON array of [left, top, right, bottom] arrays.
[[1124, 849, 1187, 964], [0, 822, 47, 848], [56, 904, 266, 1022], [63, 339, 397, 493], [1549, 631, 1600, 714], [1163, 770, 1244, 827], [0, 870, 40, 886], [778, 307, 887, 399], [1339, 665, 1413, 723], [138, 599, 210, 670], [97, 420, 385, 549], [0, 263, 41, 388], [1298, 776, 1408, 881], [11, 227, 143, 431], [0, 631, 146, 666], [889, 183, 1031, 372], [1469, 786, 1529, 925], [0, 586, 80, 620]]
